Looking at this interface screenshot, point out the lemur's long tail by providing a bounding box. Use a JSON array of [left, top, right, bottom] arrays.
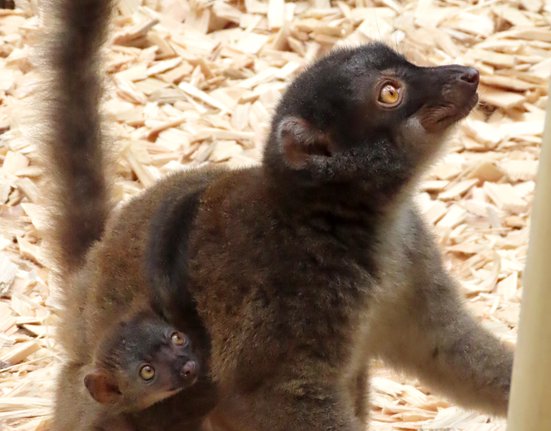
[[41, 0, 114, 273]]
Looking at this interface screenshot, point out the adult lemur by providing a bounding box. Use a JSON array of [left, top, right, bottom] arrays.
[[41, 0, 513, 429]]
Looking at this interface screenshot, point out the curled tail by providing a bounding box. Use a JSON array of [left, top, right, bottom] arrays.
[[41, 0, 114, 273]]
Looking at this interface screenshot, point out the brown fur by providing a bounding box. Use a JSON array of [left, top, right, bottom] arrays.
[[39, 1, 216, 430], [51, 172, 217, 431], [40, 0, 513, 429], [40, 0, 112, 274], [0, 0, 15, 9]]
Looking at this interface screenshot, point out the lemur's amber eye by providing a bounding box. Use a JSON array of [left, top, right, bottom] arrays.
[[171, 332, 186, 346], [139, 364, 155, 381], [378, 83, 401, 106]]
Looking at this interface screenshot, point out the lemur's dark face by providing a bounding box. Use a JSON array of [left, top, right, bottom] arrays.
[[349, 54, 478, 135], [265, 42, 479, 188]]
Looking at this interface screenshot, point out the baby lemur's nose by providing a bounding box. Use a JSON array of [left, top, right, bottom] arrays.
[[181, 360, 198, 379], [458, 67, 479, 86]]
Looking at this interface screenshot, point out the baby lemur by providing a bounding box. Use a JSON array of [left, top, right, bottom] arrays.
[[41, 0, 514, 430], [83, 313, 199, 431]]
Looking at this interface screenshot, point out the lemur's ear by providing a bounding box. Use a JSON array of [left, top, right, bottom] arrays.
[[277, 117, 334, 169], [84, 368, 122, 405]]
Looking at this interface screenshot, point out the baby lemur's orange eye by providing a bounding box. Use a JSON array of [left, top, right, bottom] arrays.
[[139, 364, 155, 381], [378, 83, 401, 106], [171, 332, 186, 346]]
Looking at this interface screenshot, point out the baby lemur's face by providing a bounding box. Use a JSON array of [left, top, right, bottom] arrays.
[[268, 42, 479, 187], [84, 315, 199, 410]]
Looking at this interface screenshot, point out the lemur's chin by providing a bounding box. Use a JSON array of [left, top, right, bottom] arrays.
[[419, 93, 478, 133]]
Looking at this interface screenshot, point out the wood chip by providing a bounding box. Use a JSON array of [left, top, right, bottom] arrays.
[[439, 180, 478, 200], [0, 254, 18, 296], [0, 341, 40, 365], [483, 182, 528, 214], [468, 161, 505, 183], [479, 86, 527, 109], [178, 81, 230, 112]]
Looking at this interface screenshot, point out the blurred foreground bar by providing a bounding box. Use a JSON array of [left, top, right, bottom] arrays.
[[507, 78, 551, 431]]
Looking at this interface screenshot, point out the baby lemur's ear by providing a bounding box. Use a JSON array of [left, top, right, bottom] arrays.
[[84, 369, 122, 405], [277, 116, 334, 169]]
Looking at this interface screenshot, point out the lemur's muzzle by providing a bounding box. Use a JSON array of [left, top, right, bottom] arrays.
[[416, 65, 480, 133]]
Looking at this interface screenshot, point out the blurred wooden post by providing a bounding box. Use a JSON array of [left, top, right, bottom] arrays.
[[507, 79, 551, 431]]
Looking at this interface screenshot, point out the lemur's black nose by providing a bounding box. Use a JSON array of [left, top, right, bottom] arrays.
[[181, 360, 198, 379], [459, 67, 479, 86]]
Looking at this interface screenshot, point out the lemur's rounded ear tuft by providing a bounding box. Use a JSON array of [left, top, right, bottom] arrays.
[[277, 116, 334, 170], [84, 369, 122, 405]]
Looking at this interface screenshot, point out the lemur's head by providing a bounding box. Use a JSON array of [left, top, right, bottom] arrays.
[[264, 42, 478, 192], [84, 314, 199, 411]]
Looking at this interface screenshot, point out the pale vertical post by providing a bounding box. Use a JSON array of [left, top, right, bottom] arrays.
[[507, 80, 551, 431]]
